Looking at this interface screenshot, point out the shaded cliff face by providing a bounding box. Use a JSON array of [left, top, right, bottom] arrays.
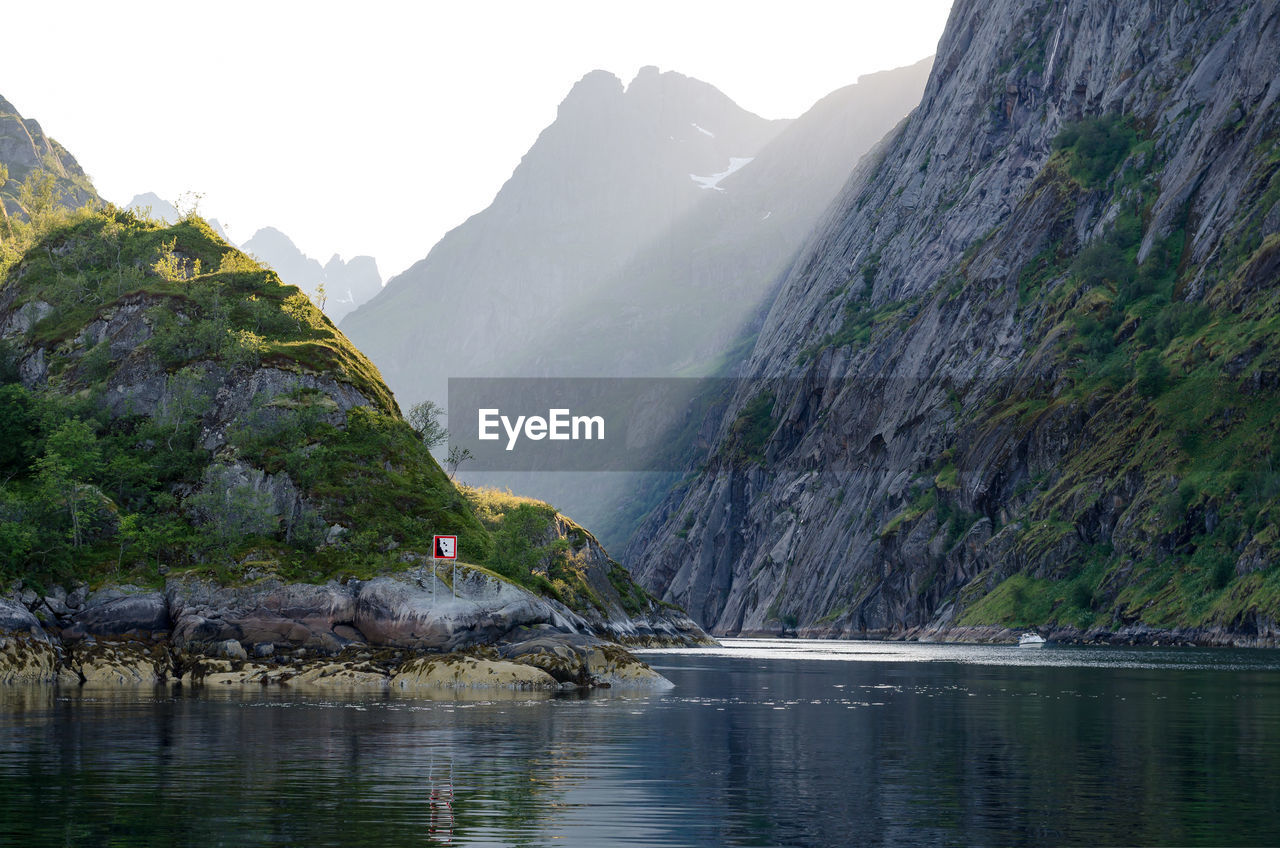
[[630, 0, 1280, 637], [0, 95, 99, 216]]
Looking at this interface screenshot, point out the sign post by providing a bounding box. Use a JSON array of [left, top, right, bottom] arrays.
[[433, 535, 458, 598]]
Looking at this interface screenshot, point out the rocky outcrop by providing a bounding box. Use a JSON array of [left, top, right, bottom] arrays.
[[390, 655, 558, 691], [499, 630, 673, 689], [0, 599, 58, 684], [629, 0, 1280, 637], [0, 564, 697, 689]]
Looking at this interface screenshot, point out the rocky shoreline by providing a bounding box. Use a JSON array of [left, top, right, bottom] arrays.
[[0, 565, 710, 690]]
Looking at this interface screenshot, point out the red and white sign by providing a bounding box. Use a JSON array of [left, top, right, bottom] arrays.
[[433, 535, 458, 560]]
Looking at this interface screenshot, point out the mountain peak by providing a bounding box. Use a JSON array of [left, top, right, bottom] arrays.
[[558, 70, 624, 116]]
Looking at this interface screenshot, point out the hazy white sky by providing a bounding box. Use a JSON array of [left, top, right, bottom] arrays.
[[1, 1, 954, 279]]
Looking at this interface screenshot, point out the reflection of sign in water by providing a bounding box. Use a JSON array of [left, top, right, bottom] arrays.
[[428, 754, 454, 844], [433, 535, 457, 559]]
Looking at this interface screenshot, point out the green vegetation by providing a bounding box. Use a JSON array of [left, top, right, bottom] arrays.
[[1052, 115, 1140, 188], [463, 486, 654, 614], [949, 117, 1280, 630], [725, 390, 776, 465], [0, 203, 485, 588], [0, 200, 656, 614]]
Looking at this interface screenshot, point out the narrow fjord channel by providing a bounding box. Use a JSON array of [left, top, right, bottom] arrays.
[[2, 639, 1277, 847]]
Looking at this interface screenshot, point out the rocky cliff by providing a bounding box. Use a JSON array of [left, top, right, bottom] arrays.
[[0, 95, 99, 218], [630, 0, 1280, 643]]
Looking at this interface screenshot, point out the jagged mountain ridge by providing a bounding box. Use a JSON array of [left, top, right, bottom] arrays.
[[629, 0, 1280, 641], [341, 66, 790, 406], [519, 58, 935, 380], [500, 59, 934, 545]]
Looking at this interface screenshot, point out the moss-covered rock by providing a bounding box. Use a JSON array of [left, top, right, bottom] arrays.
[[390, 654, 558, 690]]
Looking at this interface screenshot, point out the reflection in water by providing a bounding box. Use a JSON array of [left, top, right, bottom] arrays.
[[428, 752, 454, 844], [0, 640, 1278, 846]]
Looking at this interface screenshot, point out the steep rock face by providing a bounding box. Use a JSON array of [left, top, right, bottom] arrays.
[[0, 95, 99, 216], [630, 0, 1280, 636], [341, 67, 789, 406]]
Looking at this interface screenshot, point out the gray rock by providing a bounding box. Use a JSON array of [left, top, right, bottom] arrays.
[[63, 591, 169, 639], [66, 587, 88, 610], [0, 598, 49, 641], [166, 577, 359, 654], [353, 570, 585, 652], [219, 639, 248, 660]]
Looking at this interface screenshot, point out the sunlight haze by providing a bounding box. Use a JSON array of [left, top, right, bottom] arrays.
[[0, 0, 954, 277]]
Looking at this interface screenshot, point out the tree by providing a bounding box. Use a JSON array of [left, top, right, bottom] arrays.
[[408, 400, 449, 451], [34, 419, 103, 547], [0, 163, 12, 240], [314, 281, 328, 312], [446, 445, 473, 480]]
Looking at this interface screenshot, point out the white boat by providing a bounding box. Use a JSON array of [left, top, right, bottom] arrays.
[[1018, 632, 1046, 647]]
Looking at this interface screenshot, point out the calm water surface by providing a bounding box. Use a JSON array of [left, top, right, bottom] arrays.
[[2, 638, 1278, 846]]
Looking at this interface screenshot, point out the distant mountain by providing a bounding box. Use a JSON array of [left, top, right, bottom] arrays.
[[506, 60, 934, 544], [341, 66, 791, 404], [520, 58, 935, 380], [125, 193, 228, 240], [0, 95, 99, 217], [241, 226, 381, 323]]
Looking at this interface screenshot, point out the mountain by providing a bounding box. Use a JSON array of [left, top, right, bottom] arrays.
[[120, 206, 382, 324], [504, 59, 934, 545], [341, 62, 931, 543], [628, 0, 1280, 644], [341, 66, 790, 405], [0, 204, 698, 669], [241, 226, 382, 323], [125, 192, 229, 240], [0, 95, 99, 217], [521, 58, 935, 380]]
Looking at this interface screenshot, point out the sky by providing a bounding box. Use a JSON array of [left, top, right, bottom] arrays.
[[0, 1, 954, 280]]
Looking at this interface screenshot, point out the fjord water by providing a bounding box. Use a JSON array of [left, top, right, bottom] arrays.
[[2, 640, 1278, 847]]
